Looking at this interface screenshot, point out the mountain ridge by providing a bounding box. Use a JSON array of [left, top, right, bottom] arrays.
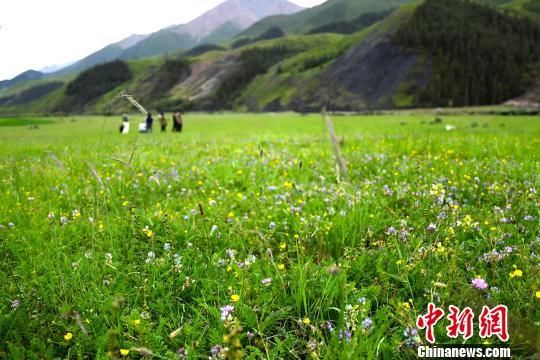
[[50, 0, 303, 77]]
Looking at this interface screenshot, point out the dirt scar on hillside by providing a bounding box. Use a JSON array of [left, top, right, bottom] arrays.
[[171, 54, 241, 101]]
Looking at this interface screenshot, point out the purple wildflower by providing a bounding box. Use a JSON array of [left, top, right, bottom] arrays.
[[362, 317, 374, 331], [338, 329, 352, 342], [471, 278, 489, 290], [210, 345, 222, 357], [220, 305, 234, 321]]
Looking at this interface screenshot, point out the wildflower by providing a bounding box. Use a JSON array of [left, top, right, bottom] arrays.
[[71, 209, 80, 219], [231, 294, 240, 302], [509, 269, 523, 278], [140, 311, 151, 320], [471, 278, 489, 290], [120, 349, 129, 356], [362, 317, 374, 331], [247, 331, 255, 339], [269, 221, 276, 230], [142, 226, 153, 238], [303, 317, 311, 325], [227, 212, 234, 218], [386, 226, 397, 235], [11, 299, 20, 309], [220, 305, 234, 321], [226, 249, 236, 259], [403, 326, 420, 348], [47, 212, 55, 220], [536, 291, 540, 299], [524, 215, 534, 221], [261, 278, 272, 286], [427, 223, 437, 233], [278, 264, 285, 270], [322, 321, 334, 332], [133, 319, 141, 326], [284, 181, 293, 190], [338, 329, 352, 342], [174, 254, 182, 270], [210, 345, 223, 358], [164, 242, 171, 252], [64, 332, 73, 341], [400, 302, 411, 310], [358, 297, 366, 304], [176, 347, 187, 359], [279, 242, 287, 250], [105, 252, 113, 264], [145, 252, 156, 264]]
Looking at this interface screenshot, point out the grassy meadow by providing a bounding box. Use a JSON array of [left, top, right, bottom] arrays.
[[0, 113, 539, 359]]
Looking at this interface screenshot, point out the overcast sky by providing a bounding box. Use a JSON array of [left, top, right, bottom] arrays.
[[0, 0, 326, 80]]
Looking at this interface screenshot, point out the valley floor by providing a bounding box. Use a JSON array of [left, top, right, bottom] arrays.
[[0, 113, 538, 359]]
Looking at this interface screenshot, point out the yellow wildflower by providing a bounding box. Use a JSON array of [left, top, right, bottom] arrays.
[[231, 294, 240, 302], [278, 264, 285, 270], [303, 318, 311, 325], [120, 349, 129, 356], [509, 269, 523, 278], [64, 332, 73, 341]]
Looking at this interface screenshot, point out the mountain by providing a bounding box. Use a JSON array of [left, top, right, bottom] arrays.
[[237, 0, 411, 38], [55, 34, 148, 75], [3, 0, 540, 115], [119, 0, 303, 59], [0, 70, 43, 91], [54, 0, 303, 76]]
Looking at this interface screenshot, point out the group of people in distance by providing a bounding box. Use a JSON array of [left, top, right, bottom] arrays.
[[120, 110, 183, 134]]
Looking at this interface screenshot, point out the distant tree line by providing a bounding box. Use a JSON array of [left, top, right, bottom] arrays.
[[307, 10, 393, 35], [61, 60, 132, 111], [184, 44, 225, 57], [394, 0, 540, 107], [212, 46, 291, 108], [231, 27, 286, 49], [149, 58, 191, 98], [300, 49, 347, 72], [0, 82, 63, 106]]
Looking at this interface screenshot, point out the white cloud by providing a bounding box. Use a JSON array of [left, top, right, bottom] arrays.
[[0, 0, 326, 80]]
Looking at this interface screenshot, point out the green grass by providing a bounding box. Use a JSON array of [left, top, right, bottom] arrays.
[[0, 118, 57, 127], [0, 113, 539, 359]]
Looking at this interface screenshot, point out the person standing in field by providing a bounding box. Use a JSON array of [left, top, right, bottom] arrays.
[[145, 113, 154, 133], [120, 113, 129, 134], [172, 110, 183, 133], [158, 111, 167, 133]]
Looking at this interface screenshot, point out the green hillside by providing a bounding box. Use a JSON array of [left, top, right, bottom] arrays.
[[238, 0, 411, 38], [395, 0, 540, 107], [1, 0, 540, 115], [119, 30, 195, 60]]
